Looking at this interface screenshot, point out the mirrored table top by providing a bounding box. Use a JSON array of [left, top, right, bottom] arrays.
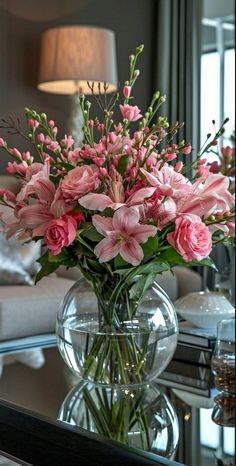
[[0, 343, 235, 466]]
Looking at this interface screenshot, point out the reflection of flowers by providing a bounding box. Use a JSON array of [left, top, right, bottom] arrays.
[[58, 381, 179, 458]]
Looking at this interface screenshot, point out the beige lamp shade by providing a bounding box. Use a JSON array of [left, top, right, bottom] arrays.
[[38, 25, 118, 95]]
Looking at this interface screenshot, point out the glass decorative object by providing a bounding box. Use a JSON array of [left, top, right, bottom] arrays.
[[56, 276, 178, 386], [58, 380, 179, 459]]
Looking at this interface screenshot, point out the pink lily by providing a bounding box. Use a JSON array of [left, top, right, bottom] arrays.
[[79, 187, 156, 212], [92, 206, 157, 266], [176, 174, 234, 218], [140, 165, 191, 199]]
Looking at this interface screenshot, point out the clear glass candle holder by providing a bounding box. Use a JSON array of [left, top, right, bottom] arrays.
[[211, 317, 235, 396]]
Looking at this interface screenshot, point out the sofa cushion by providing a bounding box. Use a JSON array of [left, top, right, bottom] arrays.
[[0, 275, 75, 340]]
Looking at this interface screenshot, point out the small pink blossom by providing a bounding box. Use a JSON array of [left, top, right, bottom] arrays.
[[48, 120, 55, 128], [119, 104, 142, 122], [44, 214, 77, 255], [197, 165, 211, 178], [167, 214, 212, 262], [6, 161, 28, 176], [46, 141, 60, 152], [92, 206, 157, 265], [60, 135, 74, 149], [0, 188, 16, 202]]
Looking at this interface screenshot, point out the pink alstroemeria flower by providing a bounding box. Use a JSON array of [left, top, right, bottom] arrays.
[[119, 104, 142, 122], [92, 206, 157, 266]]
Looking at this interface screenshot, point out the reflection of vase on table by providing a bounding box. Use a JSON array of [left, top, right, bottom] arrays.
[[58, 380, 179, 458]]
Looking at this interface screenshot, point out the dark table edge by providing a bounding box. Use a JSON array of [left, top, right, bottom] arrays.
[[0, 398, 184, 466]]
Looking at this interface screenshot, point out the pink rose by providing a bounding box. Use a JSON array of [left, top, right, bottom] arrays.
[[61, 165, 100, 202], [119, 104, 142, 121], [44, 215, 77, 255], [167, 214, 212, 262]]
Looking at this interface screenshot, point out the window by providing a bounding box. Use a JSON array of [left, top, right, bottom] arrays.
[[201, 18, 235, 161]]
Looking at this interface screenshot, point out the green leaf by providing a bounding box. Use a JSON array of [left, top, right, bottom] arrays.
[[35, 260, 59, 283], [159, 247, 185, 267], [191, 256, 218, 270], [137, 260, 170, 275], [129, 273, 156, 301], [81, 223, 103, 242], [117, 155, 129, 175], [114, 255, 131, 270], [35, 248, 78, 283], [142, 235, 159, 260], [86, 258, 107, 273]]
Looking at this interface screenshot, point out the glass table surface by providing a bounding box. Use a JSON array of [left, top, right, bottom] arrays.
[[0, 342, 235, 466]]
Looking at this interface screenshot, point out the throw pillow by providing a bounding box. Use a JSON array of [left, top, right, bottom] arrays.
[[0, 231, 41, 286]]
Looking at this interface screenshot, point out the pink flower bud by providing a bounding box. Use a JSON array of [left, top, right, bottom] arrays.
[[99, 167, 107, 177], [97, 123, 105, 132], [28, 119, 39, 129], [166, 152, 177, 161], [22, 151, 31, 161], [0, 138, 6, 147], [114, 123, 122, 134], [211, 139, 218, 146], [48, 120, 55, 128], [108, 132, 117, 144], [182, 144, 192, 155], [123, 85, 131, 98], [221, 146, 234, 159], [11, 148, 22, 159], [198, 158, 207, 165], [209, 161, 221, 173], [88, 119, 94, 127], [37, 133, 45, 143], [175, 161, 183, 172]]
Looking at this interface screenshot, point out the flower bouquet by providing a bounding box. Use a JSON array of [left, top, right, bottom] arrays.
[[0, 45, 235, 385]]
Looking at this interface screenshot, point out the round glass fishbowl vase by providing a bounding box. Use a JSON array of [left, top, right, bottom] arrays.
[[56, 276, 178, 386], [58, 381, 179, 459]]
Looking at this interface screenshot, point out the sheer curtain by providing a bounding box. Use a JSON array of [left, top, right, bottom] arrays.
[[153, 0, 203, 161]]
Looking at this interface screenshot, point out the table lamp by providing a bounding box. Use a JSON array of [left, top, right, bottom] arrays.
[[37, 25, 118, 146]]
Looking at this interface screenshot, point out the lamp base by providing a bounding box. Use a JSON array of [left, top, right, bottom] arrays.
[[68, 94, 84, 148]]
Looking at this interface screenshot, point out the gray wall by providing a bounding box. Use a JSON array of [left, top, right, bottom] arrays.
[[0, 0, 155, 173]]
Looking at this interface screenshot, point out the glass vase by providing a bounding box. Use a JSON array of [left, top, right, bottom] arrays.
[[56, 275, 178, 386], [58, 380, 179, 459]]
